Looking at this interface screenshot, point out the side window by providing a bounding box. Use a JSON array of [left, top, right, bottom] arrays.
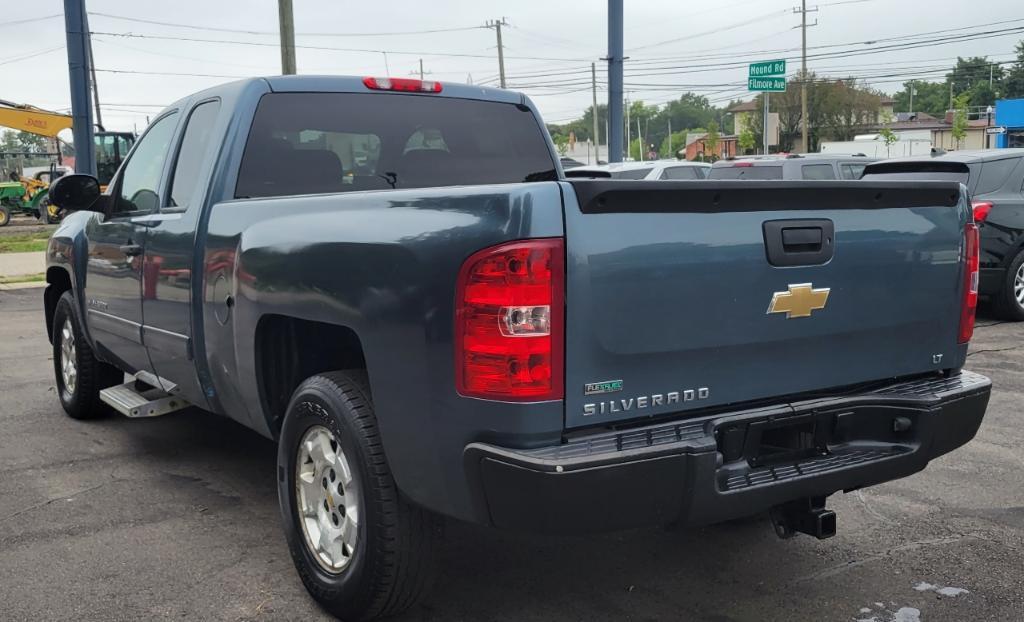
[[840, 163, 866, 180], [114, 112, 179, 215], [975, 158, 1021, 195], [659, 166, 697, 180], [802, 163, 836, 180], [169, 101, 221, 209]]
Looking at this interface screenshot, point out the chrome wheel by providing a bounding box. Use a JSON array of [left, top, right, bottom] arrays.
[[295, 424, 359, 573], [1015, 263, 1024, 307], [59, 318, 78, 395]]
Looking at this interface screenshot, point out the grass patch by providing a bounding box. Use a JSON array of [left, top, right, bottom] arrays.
[[0, 231, 50, 253], [0, 272, 45, 284]]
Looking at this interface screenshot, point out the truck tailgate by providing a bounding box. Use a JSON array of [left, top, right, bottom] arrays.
[[562, 180, 968, 429]]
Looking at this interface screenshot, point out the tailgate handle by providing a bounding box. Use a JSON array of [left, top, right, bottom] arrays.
[[781, 227, 822, 252], [763, 219, 834, 267]]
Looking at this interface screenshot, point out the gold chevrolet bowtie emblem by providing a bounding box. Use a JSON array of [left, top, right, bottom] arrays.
[[767, 283, 830, 319]]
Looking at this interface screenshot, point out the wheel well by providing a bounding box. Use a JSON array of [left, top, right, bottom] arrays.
[[255, 315, 367, 437], [44, 267, 72, 344]]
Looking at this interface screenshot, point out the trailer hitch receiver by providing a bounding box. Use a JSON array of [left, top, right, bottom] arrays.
[[770, 497, 836, 540]]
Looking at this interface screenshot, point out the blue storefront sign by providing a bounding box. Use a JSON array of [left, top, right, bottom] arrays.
[[994, 99, 1024, 148]]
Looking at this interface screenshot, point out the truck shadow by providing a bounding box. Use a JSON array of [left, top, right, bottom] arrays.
[[110, 410, 835, 622]]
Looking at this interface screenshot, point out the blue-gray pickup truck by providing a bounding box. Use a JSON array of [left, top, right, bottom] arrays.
[[45, 76, 991, 621]]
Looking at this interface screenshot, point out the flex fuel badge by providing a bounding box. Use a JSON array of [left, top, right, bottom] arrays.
[[584, 379, 623, 396]]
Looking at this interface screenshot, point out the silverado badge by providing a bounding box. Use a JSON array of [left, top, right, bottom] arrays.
[[767, 283, 830, 319]]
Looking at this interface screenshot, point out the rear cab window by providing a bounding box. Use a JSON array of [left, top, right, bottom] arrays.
[[801, 164, 837, 180], [235, 93, 557, 198], [610, 168, 653, 180], [860, 161, 973, 190], [708, 165, 783, 180], [659, 166, 698, 180]]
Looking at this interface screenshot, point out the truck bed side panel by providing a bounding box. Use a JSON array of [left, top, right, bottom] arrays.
[[201, 182, 565, 522]]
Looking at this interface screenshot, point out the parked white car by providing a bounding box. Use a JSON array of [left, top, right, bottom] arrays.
[[565, 160, 711, 180]]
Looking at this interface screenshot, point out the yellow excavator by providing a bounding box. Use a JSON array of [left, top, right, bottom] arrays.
[[0, 99, 134, 225]]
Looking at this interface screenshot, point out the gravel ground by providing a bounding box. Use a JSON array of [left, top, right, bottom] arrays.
[[0, 287, 1020, 621]]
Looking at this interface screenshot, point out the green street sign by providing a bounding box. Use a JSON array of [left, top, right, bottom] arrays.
[[749, 59, 786, 77], [748, 77, 787, 92]]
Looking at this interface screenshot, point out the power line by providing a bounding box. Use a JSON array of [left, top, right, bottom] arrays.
[[0, 46, 64, 66], [0, 14, 61, 28], [89, 12, 485, 37], [88, 30, 591, 62]]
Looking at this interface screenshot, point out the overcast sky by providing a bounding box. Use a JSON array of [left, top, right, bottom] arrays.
[[2, 0, 1023, 134]]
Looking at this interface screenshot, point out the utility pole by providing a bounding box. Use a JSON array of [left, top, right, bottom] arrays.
[[591, 62, 600, 164], [909, 81, 914, 116], [625, 95, 631, 160], [607, 0, 624, 162], [637, 118, 643, 162], [63, 0, 95, 176], [410, 59, 431, 80], [485, 18, 509, 88], [278, 0, 296, 75], [763, 93, 770, 155], [668, 118, 672, 158], [83, 10, 103, 131], [794, 1, 818, 153]]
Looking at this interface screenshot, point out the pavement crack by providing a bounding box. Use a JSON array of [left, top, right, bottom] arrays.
[[966, 345, 1024, 357], [0, 480, 114, 523], [791, 533, 983, 583], [855, 491, 901, 527]]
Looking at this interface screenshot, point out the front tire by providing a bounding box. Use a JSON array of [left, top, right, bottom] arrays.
[[992, 249, 1024, 321], [52, 291, 123, 419], [0, 204, 10, 227], [277, 371, 441, 621]]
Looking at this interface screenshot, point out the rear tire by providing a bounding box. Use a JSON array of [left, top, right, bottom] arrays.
[[991, 250, 1024, 321], [277, 371, 442, 621], [52, 291, 122, 419]]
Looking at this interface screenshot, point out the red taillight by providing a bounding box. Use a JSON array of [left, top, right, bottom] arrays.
[[971, 201, 993, 223], [455, 238, 564, 401], [362, 76, 442, 93], [959, 223, 979, 344], [733, 161, 754, 167]]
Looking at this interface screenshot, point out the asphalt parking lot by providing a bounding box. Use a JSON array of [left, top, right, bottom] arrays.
[[1, 286, 1022, 622]]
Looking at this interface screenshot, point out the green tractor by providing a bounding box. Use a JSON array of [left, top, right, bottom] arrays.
[[0, 169, 58, 226]]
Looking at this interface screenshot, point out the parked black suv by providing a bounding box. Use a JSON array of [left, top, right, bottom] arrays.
[[863, 149, 1024, 319]]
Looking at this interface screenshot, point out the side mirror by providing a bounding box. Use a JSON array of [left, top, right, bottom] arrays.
[[49, 174, 104, 213]]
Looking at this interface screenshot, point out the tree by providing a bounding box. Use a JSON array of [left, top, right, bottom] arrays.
[[628, 137, 642, 161], [951, 92, 971, 149], [741, 127, 757, 154], [892, 80, 948, 117], [1003, 40, 1024, 99], [659, 130, 687, 158], [947, 56, 1003, 104], [818, 78, 883, 141], [0, 130, 47, 154], [704, 121, 720, 161], [876, 127, 898, 157]]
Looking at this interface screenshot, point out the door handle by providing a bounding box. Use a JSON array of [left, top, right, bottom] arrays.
[[119, 243, 143, 256]]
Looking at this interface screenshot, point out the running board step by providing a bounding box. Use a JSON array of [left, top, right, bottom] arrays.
[[100, 381, 189, 418]]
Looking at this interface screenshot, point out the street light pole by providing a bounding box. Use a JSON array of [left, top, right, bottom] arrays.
[[607, 0, 624, 162], [63, 0, 95, 176]]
